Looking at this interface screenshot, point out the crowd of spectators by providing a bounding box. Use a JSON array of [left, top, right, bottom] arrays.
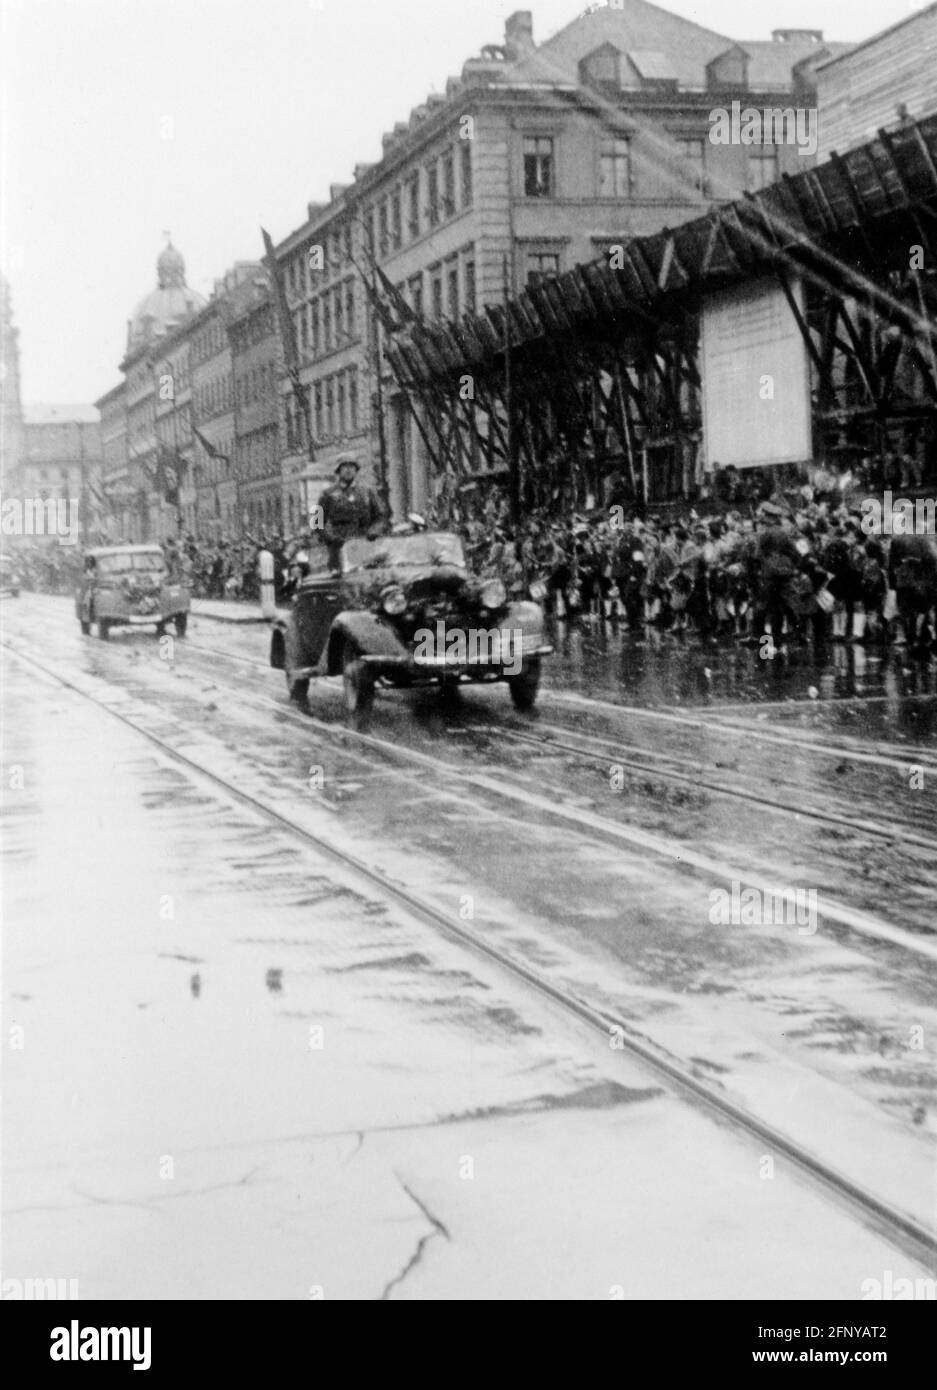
[[9, 450, 937, 655]]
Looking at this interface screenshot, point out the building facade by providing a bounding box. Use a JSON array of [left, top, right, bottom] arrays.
[[228, 276, 290, 537], [19, 405, 103, 538], [271, 3, 847, 520], [817, 3, 937, 159], [0, 274, 24, 496]]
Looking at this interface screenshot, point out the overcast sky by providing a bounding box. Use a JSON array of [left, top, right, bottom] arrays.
[[0, 0, 919, 405]]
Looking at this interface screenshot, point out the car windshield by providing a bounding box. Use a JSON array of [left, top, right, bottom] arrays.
[[96, 552, 166, 574], [342, 533, 466, 572]]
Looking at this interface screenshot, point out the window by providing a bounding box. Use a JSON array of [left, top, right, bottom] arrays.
[[349, 368, 359, 431], [409, 274, 424, 318], [464, 257, 476, 315], [442, 152, 455, 217], [749, 147, 779, 192], [407, 174, 420, 238], [599, 138, 632, 198], [322, 299, 331, 351], [426, 162, 440, 226], [677, 137, 706, 196], [337, 376, 346, 436], [334, 286, 344, 342], [314, 384, 323, 439], [431, 267, 444, 319], [378, 201, 390, 256], [460, 141, 473, 207], [523, 136, 554, 197], [527, 251, 560, 286], [310, 301, 319, 356], [345, 282, 355, 339], [325, 379, 334, 438], [391, 191, 402, 250], [447, 263, 460, 318]]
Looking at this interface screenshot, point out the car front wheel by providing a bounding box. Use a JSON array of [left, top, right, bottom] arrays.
[[98, 617, 110, 641], [342, 641, 375, 727], [508, 657, 541, 711], [285, 669, 309, 705]]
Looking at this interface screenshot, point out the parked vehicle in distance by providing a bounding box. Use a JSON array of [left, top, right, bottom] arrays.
[[0, 554, 23, 597], [270, 528, 552, 724], [76, 544, 190, 640]]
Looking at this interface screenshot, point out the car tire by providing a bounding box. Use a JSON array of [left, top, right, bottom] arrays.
[[155, 621, 166, 638], [508, 657, 541, 711], [286, 670, 309, 705], [175, 613, 188, 638], [342, 641, 375, 727], [80, 618, 91, 635], [98, 620, 110, 640]]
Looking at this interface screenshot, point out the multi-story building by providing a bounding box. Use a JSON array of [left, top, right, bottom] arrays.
[[0, 274, 24, 496], [96, 381, 130, 540], [272, 3, 847, 518], [227, 274, 289, 537], [19, 405, 103, 537], [816, 3, 937, 158], [101, 244, 280, 542], [118, 241, 206, 540], [190, 293, 235, 538]]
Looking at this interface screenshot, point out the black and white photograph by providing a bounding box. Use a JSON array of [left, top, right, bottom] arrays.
[[1, 0, 936, 1337]]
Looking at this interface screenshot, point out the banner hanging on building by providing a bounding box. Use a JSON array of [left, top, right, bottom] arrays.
[[700, 274, 812, 470]]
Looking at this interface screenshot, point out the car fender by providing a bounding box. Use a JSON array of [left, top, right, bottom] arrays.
[[503, 599, 546, 637], [326, 610, 408, 675]]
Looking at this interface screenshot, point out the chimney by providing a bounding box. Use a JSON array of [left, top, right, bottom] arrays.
[[505, 10, 534, 53]]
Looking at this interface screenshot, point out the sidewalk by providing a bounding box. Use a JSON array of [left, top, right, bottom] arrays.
[[191, 598, 289, 625]]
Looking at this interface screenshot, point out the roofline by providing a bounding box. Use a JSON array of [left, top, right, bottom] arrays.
[[815, 1, 935, 70]]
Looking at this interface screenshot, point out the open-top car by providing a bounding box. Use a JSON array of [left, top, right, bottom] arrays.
[[76, 544, 190, 639], [270, 529, 552, 723]]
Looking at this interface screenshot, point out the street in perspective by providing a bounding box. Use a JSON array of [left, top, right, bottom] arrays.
[[1, 0, 936, 1329]]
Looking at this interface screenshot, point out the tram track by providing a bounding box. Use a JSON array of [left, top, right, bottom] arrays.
[[8, 616, 936, 965], [3, 635, 935, 1274], [180, 633, 937, 862]]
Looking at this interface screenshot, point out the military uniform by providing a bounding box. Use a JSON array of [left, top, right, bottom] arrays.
[[319, 476, 386, 567]]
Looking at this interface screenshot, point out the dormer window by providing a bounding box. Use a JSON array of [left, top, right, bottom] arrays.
[[579, 44, 621, 96], [626, 50, 678, 92]]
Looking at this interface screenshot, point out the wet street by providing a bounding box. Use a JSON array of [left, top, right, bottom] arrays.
[[2, 593, 936, 1299]]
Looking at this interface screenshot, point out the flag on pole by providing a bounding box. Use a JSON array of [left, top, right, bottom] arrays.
[[193, 425, 224, 460], [260, 226, 315, 461]]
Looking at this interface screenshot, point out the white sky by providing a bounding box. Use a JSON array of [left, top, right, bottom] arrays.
[[0, 0, 919, 405]]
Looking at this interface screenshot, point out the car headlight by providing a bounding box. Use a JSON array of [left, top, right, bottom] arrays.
[[381, 586, 407, 616], [479, 578, 506, 609]]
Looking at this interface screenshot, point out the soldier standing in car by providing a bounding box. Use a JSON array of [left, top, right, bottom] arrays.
[[318, 452, 387, 568]]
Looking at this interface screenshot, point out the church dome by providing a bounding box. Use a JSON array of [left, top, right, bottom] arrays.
[[127, 240, 206, 355]]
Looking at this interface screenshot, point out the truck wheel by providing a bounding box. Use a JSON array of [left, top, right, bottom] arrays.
[[175, 612, 188, 637], [342, 641, 375, 727], [508, 657, 541, 711], [98, 618, 111, 641], [80, 617, 91, 635]]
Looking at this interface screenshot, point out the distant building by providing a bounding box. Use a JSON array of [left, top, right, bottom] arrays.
[[817, 4, 937, 159], [116, 240, 207, 541], [98, 242, 282, 542], [271, 2, 848, 518], [0, 274, 24, 495], [19, 404, 103, 539], [227, 275, 289, 538]]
